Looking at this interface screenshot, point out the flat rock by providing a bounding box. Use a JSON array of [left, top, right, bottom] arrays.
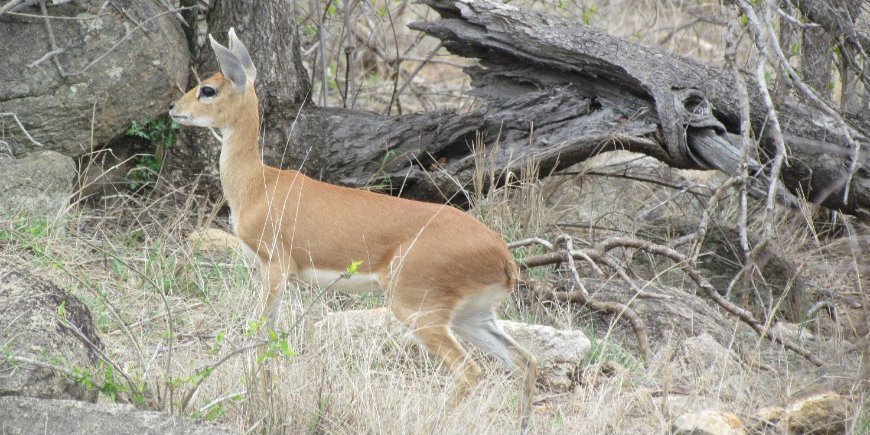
[[671, 410, 746, 435], [0, 151, 75, 219], [500, 320, 590, 389], [0, 396, 236, 435]]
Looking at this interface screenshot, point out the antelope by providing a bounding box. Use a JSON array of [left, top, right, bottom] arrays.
[[169, 29, 537, 431]]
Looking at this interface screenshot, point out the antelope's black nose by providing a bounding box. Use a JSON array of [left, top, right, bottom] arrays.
[[169, 101, 175, 110]]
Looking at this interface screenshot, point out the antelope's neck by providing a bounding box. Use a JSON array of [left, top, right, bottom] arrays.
[[218, 107, 264, 215]]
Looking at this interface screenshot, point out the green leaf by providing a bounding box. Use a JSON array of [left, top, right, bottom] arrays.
[[279, 339, 295, 358], [345, 260, 363, 276], [246, 319, 261, 335], [582, 6, 596, 25]]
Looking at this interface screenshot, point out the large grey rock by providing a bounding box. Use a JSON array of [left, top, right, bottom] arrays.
[[580, 279, 754, 356], [0, 396, 236, 435], [0, 261, 103, 401], [500, 320, 590, 389], [0, 0, 189, 157], [677, 333, 742, 377], [0, 151, 75, 218]]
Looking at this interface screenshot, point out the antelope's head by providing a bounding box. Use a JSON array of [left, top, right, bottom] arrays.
[[169, 28, 258, 129]]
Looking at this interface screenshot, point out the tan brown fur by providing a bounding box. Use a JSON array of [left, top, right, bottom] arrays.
[[169, 30, 535, 432]]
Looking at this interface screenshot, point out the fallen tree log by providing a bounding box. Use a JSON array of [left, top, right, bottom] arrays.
[[180, 0, 869, 221]]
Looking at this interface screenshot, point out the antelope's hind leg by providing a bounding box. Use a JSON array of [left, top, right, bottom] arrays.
[[452, 289, 538, 432], [389, 301, 482, 408]]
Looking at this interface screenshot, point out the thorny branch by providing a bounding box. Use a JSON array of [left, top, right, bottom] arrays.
[[513, 234, 823, 366], [512, 236, 653, 362], [599, 237, 822, 366]]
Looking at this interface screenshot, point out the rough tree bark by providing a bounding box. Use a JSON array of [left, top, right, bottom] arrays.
[[179, 0, 869, 222], [194, 0, 310, 113]]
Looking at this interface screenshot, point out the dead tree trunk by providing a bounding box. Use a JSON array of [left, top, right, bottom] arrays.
[[174, 0, 311, 184], [177, 0, 870, 222]]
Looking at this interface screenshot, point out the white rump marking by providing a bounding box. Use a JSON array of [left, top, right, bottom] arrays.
[[452, 284, 514, 369]]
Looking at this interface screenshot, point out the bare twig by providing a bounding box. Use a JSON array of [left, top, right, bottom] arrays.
[[598, 236, 822, 366], [56, 316, 145, 405], [806, 300, 837, 322], [556, 235, 589, 298], [384, 2, 402, 115], [5, 355, 121, 400], [671, 176, 743, 257], [26, 48, 64, 69], [508, 237, 554, 251], [735, 0, 863, 204], [535, 287, 652, 362], [38, 0, 69, 77], [391, 42, 442, 106], [0, 112, 44, 148], [723, 8, 754, 292], [513, 235, 652, 361], [0, 0, 30, 17], [63, 6, 193, 76]]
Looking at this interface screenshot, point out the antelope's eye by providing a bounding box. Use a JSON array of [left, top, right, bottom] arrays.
[[199, 85, 217, 98]]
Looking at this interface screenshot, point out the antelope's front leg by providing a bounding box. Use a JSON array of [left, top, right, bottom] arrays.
[[258, 259, 296, 330]]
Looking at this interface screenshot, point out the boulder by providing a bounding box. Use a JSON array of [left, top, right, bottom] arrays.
[[0, 396, 235, 435], [312, 308, 590, 390], [0, 261, 103, 401], [0, 0, 189, 158], [671, 410, 746, 435], [749, 391, 850, 435], [783, 391, 848, 435], [677, 333, 743, 377], [579, 278, 753, 356], [548, 153, 721, 227], [499, 320, 590, 389], [0, 151, 75, 218]]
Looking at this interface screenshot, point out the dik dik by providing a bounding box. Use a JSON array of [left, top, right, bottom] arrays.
[[169, 29, 537, 431]]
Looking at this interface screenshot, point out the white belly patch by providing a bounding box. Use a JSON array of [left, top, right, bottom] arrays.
[[297, 269, 383, 293]]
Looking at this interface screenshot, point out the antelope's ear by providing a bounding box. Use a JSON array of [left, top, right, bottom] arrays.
[[209, 34, 247, 91], [228, 28, 257, 83]]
